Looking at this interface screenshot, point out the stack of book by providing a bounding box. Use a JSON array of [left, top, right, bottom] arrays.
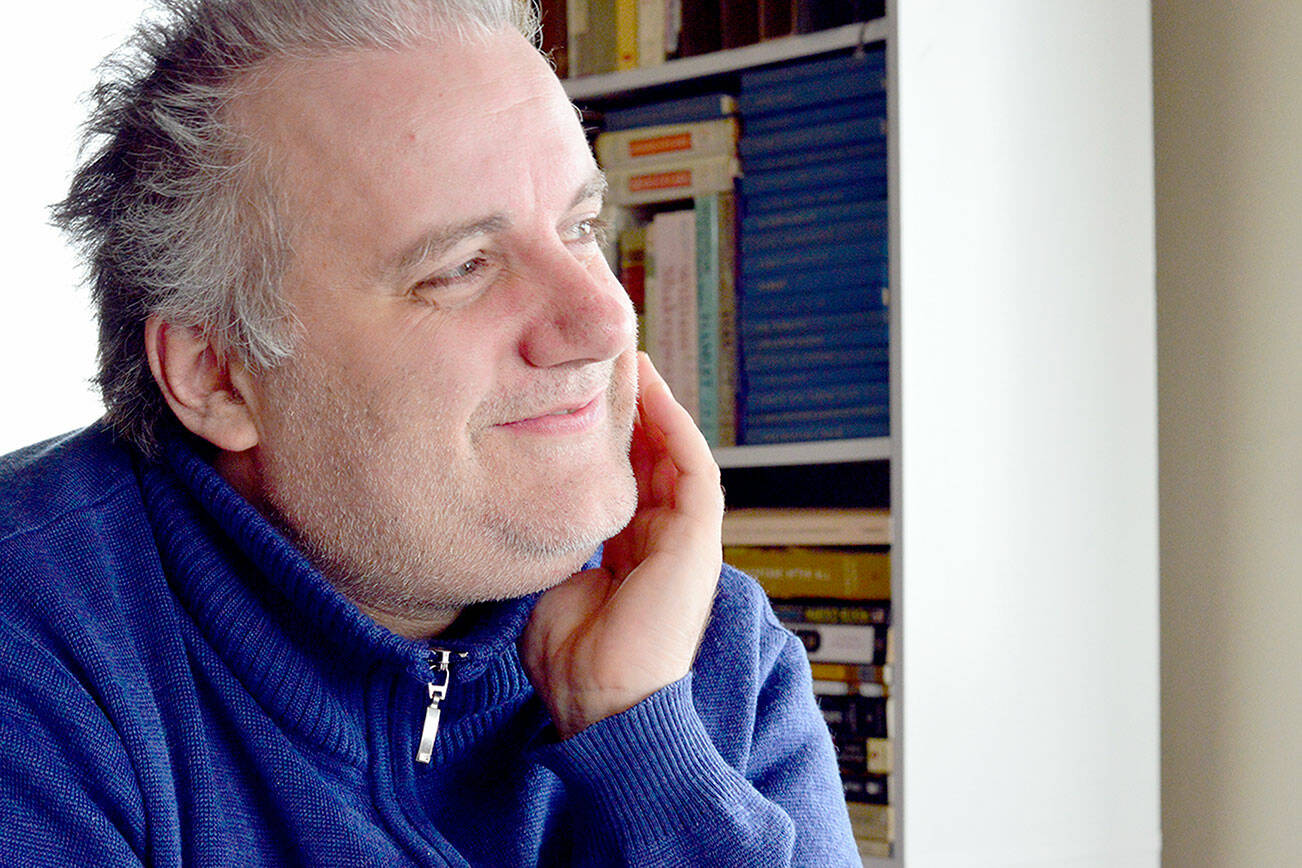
[[544, 1, 887, 77], [722, 507, 895, 858], [735, 47, 890, 445], [593, 98, 742, 446]]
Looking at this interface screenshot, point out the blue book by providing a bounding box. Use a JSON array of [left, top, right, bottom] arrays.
[[742, 219, 887, 258], [740, 117, 887, 160], [741, 199, 888, 235], [742, 140, 887, 175], [740, 283, 888, 318], [741, 242, 888, 278], [740, 157, 888, 197], [746, 363, 889, 394], [744, 382, 890, 414], [743, 323, 888, 354], [741, 309, 888, 341], [740, 49, 885, 92], [602, 92, 737, 131], [741, 263, 890, 298], [742, 345, 889, 374], [742, 183, 886, 216], [741, 418, 890, 446], [739, 70, 887, 118], [742, 95, 886, 137]]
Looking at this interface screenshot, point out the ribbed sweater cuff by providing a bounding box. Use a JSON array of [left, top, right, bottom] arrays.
[[535, 675, 758, 858]]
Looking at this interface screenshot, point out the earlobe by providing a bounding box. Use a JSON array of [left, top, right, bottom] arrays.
[[145, 316, 260, 453]]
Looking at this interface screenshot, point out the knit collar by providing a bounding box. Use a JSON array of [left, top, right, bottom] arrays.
[[134, 429, 581, 758]]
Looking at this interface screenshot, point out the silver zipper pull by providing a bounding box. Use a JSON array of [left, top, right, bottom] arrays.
[[415, 648, 462, 765]]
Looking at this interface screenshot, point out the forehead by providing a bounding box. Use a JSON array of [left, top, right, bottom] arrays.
[[231, 30, 591, 264]]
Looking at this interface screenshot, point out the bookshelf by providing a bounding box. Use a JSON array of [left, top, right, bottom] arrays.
[[563, 2, 1161, 865]]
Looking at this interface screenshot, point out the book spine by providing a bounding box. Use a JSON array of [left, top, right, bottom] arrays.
[[772, 599, 891, 626], [740, 309, 888, 339], [602, 93, 737, 131], [743, 94, 886, 136], [715, 192, 739, 447], [740, 198, 888, 235], [739, 117, 887, 160], [607, 155, 739, 206], [695, 193, 722, 445], [647, 209, 699, 421], [739, 70, 887, 117], [784, 622, 890, 665], [727, 546, 891, 599], [739, 156, 888, 197], [739, 45, 886, 90], [818, 692, 889, 737], [741, 345, 889, 374], [721, 509, 892, 547], [636, 0, 666, 68], [614, 0, 638, 70], [741, 221, 887, 258], [740, 265, 889, 299], [741, 419, 890, 445], [596, 118, 739, 168], [745, 363, 888, 396]]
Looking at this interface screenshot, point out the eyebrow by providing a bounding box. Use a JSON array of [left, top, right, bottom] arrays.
[[385, 170, 609, 279]]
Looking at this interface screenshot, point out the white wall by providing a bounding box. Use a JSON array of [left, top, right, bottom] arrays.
[[1154, 2, 1302, 866], [1, 3, 147, 454], [895, 1, 1160, 864]]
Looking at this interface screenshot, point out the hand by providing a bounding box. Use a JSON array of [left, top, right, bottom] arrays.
[[521, 352, 724, 739]]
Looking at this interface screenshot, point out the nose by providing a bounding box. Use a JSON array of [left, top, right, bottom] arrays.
[[518, 248, 636, 368]]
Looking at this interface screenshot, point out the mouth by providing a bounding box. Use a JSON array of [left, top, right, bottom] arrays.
[[496, 392, 606, 434]]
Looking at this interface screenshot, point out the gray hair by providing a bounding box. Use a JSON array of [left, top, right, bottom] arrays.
[[52, 0, 541, 456]]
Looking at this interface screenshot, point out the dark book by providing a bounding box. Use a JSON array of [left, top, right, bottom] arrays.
[[743, 94, 886, 135], [602, 92, 737, 131], [744, 381, 890, 414], [740, 46, 885, 91]]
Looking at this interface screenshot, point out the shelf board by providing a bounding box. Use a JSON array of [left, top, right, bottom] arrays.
[[563, 19, 889, 101], [714, 437, 891, 469]]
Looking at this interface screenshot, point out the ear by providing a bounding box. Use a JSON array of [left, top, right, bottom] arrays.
[[145, 316, 260, 453]]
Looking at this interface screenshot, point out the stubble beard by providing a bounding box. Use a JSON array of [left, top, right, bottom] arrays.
[[251, 353, 639, 623]]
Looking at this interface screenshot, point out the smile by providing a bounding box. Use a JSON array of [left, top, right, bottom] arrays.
[[497, 394, 605, 434]]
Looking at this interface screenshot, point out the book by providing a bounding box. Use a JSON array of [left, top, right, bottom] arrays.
[[770, 599, 891, 627], [759, 0, 795, 40], [741, 139, 887, 174], [739, 117, 887, 160], [617, 223, 647, 346], [729, 546, 890, 599], [741, 198, 888, 236], [745, 363, 889, 396], [741, 220, 888, 258], [835, 735, 894, 775], [784, 621, 889, 665], [740, 309, 888, 339], [595, 117, 739, 168], [739, 69, 887, 117], [819, 693, 889, 737], [742, 244, 888, 281], [796, 0, 886, 34], [740, 263, 889, 299], [741, 182, 886, 217], [570, 0, 616, 76], [602, 93, 738, 131], [740, 418, 890, 444], [842, 772, 890, 805], [721, 0, 760, 49], [740, 284, 888, 319], [808, 662, 893, 685], [742, 94, 886, 136], [741, 345, 889, 375], [846, 802, 895, 845], [694, 192, 739, 447], [812, 678, 888, 698], [645, 208, 699, 421], [607, 155, 739, 206], [721, 508, 891, 546], [539, 0, 569, 77], [614, 0, 637, 70], [739, 46, 885, 91], [636, 0, 666, 68], [738, 156, 888, 197]]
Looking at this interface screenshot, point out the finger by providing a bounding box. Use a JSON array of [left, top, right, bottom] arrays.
[[636, 353, 722, 518]]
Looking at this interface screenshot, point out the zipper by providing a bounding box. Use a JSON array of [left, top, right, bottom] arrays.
[[415, 647, 466, 765]]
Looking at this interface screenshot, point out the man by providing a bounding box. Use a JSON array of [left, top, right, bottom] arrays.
[[0, 1, 858, 864]]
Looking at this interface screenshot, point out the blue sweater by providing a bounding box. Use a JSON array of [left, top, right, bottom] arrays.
[[0, 424, 858, 866]]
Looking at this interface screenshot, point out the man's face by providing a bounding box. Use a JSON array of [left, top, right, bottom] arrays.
[[230, 31, 639, 630]]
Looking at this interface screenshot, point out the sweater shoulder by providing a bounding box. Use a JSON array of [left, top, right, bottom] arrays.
[[0, 423, 138, 546]]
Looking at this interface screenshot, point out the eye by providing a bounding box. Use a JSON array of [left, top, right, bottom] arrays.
[[409, 255, 492, 305], [567, 215, 609, 247]]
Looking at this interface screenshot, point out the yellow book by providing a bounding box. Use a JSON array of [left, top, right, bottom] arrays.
[[724, 545, 891, 599], [615, 0, 637, 70]]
